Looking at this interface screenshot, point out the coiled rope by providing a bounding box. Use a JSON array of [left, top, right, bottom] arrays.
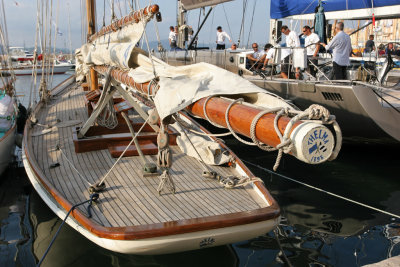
[[202, 96, 340, 171]]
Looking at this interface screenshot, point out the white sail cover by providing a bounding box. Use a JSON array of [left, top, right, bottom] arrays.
[[181, 0, 233, 10], [128, 56, 293, 121], [76, 10, 155, 79]]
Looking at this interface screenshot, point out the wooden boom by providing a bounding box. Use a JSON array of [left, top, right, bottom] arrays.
[[94, 66, 336, 165]]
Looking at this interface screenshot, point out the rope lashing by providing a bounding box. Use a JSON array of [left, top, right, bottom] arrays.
[[219, 176, 264, 189], [156, 123, 175, 195], [225, 98, 257, 146], [203, 96, 230, 129], [157, 169, 176, 195], [96, 66, 118, 129], [175, 113, 232, 137], [37, 194, 99, 267]]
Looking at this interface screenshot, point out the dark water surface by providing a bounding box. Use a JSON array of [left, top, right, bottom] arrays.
[[1, 74, 399, 266]]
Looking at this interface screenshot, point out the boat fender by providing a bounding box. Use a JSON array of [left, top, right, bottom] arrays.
[[148, 108, 159, 125], [157, 131, 169, 149]]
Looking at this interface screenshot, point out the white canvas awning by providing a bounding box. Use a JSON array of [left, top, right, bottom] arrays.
[[286, 5, 400, 20], [181, 0, 233, 10]]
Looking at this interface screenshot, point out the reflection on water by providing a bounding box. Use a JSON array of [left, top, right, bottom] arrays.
[[0, 74, 399, 266]]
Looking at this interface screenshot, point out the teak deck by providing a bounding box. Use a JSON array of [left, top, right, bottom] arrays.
[[25, 82, 273, 229]]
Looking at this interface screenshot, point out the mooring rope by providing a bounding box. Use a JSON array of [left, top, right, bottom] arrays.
[[37, 194, 99, 267], [243, 160, 400, 219]]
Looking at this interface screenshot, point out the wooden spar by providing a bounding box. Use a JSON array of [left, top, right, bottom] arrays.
[[86, 0, 98, 91], [93, 66, 336, 164], [88, 5, 159, 42]]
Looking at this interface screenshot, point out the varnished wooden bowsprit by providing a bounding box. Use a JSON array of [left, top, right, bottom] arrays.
[[94, 66, 336, 164]]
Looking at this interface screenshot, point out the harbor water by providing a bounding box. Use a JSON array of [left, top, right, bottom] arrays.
[[1, 73, 399, 266]]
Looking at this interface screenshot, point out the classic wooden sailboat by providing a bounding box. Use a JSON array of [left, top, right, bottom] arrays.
[[23, 1, 341, 256], [160, 0, 400, 142]]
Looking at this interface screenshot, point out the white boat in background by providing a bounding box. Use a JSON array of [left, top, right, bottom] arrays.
[[0, 47, 73, 76], [159, 0, 400, 142]]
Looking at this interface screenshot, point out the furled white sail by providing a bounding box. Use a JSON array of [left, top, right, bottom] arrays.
[[180, 0, 233, 10]]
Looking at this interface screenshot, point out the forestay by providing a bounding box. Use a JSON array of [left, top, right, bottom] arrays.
[[271, 0, 400, 20]]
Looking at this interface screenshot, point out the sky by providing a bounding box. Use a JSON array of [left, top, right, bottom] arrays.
[[3, 0, 272, 51]]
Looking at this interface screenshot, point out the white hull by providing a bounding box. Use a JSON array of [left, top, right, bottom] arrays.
[[23, 152, 279, 254], [0, 124, 16, 175], [1, 64, 72, 76], [22, 129, 279, 255]]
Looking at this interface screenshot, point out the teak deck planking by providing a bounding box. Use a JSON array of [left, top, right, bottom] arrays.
[[28, 83, 267, 228]]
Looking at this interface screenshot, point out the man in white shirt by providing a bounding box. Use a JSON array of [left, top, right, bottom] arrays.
[[321, 22, 352, 80], [303, 25, 320, 77], [247, 43, 265, 71], [261, 43, 276, 74], [168, 26, 177, 49], [281, 25, 301, 79], [216, 26, 232, 50]]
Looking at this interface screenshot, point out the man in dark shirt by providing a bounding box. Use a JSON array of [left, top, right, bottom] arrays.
[[365, 35, 375, 53]]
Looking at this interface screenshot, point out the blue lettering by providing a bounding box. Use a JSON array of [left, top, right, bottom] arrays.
[[314, 130, 318, 139], [322, 132, 328, 140], [308, 144, 318, 154], [318, 129, 322, 139]]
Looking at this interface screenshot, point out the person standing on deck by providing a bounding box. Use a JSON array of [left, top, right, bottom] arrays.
[[216, 26, 232, 50], [365, 35, 375, 53], [280, 25, 301, 79], [303, 25, 320, 77], [169, 26, 177, 49], [321, 22, 352, 80]]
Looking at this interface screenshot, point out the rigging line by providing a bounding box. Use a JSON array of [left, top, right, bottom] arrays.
[[222, 4, 233, 42], [238, 0, 248, 47], [242, 160, 400, 219], [135, 0, 157, 77], [208, 7, 215, 46], [246, 0, 257, 49], [49, 0, 60, 90]]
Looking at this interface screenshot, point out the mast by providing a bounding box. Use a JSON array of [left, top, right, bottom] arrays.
[[86, 0, 98, 91], [177, 1, 187, 49]]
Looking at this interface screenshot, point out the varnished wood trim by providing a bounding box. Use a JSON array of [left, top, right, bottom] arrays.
[[0, 123, 16, 142], [23, 78, 280, 241]]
